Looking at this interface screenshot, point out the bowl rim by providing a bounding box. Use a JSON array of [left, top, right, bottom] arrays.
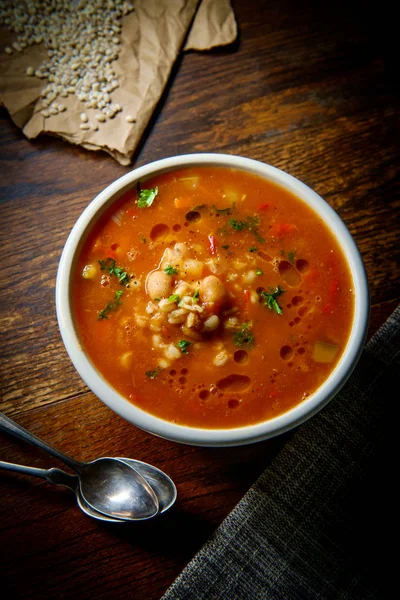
[[56, 152, 370, 447]]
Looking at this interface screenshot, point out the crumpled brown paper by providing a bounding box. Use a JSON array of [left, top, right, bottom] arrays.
[[0, 0, 237, 165]]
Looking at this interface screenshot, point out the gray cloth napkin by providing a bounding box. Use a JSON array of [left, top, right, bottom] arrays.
[[162, 306, 397, 600]]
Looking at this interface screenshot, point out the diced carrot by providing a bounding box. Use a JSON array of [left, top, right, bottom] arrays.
[[174, 197, 194, 210]]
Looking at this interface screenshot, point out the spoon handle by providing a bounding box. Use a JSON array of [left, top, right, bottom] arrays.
[[0, 412, 82, 471], [0, 459, 78, 488]]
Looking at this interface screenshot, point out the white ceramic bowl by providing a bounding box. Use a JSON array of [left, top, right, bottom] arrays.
[[56, 153, 369, 447]]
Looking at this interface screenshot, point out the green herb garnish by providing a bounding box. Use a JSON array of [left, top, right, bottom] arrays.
[[136, 182, 159, 208], [256, 269, 263, 276], [145, 368, 161, 379], [168, 294, 181, 303], [233, 323, 255, 349], [258, 286, 284, 315], [221, 244, 230, 250], [142, 237, 146, 244], [99, 258, 130, 286], [97, 290, 124, 320], [176, 340, 191, 354], [229, 218, 246, 231], [288, 250, 296, 264], [164, 265, 178, 275], [229, 215, 265, 243], [193, 290, 200, 303], [249, 246, 257, 253]]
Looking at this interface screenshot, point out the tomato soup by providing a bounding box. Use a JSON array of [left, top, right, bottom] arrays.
[[72, 167, 354, 428]]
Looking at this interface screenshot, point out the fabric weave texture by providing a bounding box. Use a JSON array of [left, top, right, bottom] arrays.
[[162, 306, 397, 600]]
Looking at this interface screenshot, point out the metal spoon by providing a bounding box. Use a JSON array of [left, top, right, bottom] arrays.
[[0, 458, 176, 522], [0, 412, 160, 521]]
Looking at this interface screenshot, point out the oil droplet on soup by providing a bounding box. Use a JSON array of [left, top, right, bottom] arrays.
[[72, 167, 355, 429]]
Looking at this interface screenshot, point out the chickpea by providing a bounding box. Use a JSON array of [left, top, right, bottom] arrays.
[[200, 275, 227, 304], [146, 270, 172, 300]]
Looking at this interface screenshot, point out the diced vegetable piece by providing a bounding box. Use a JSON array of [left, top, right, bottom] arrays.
[[222, 187, 239, 203], [312, 341, 339, 364], [183, 259, 204, 278], [82, 264, 98, 279], [119, 351, 133, 369], [174, 197, 194, 209], [177, 175, 199, 186], [164, 344, 181, 360], [208, 234, 217, 256]]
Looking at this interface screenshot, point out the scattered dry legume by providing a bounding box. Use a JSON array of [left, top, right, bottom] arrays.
[[0, 0, 134, 128]]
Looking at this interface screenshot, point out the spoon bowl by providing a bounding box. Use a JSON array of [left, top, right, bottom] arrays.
[[77, 457, 159, 520], [75, 458, 176, 522], [118, 458, 177, 514]]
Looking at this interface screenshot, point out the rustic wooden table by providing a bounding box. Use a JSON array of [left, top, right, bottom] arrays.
[[1, 1, 398, 598]]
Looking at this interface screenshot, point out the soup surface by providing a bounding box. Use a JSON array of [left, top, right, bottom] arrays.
[[73, 167, 354, 428]]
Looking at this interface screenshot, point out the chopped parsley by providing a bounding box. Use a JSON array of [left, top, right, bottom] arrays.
[[256, 269, 263, 276], [164, 265, 178, 275], [145, 368, 161, 379], [136, 182, 159, 208], [176, 339, 191, 354], [142, 236, 146, 244], [229, 215, 265, 243], [249, 246, 257, 253], [192, 290, 200, 303], [233, 323, 255, 349], [168, 294, 181, 303], [258, 286, 284, 315], [97, 290, 124, 320], [229, 218, 246, 231], [221, 244, 230, 250], [99, 258, 130, 286]]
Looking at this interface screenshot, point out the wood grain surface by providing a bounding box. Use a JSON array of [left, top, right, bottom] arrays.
[[0, 1, 398, 598]]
